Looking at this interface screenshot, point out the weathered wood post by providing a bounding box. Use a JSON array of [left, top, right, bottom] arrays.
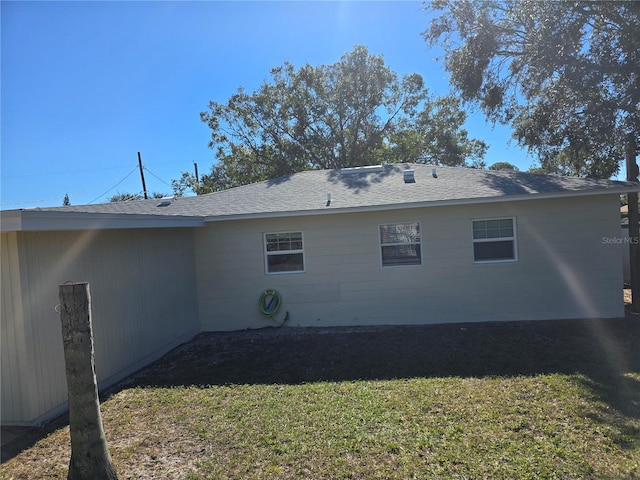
[[626, 134, 640, 314], [59, 282, 118, 480]]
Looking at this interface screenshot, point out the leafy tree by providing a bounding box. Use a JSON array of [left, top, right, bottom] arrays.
[[489, 162, 518, 171], [526, 166, 548, 175], [63, 193, 71, 206], [109, 192, 143, 202], [384, 95, 487, 168], [108, 192, 167, 202], [423, 0, 640, 179], [178, 45, 487, 194]]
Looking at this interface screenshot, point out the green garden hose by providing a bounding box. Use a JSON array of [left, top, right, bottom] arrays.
[[259, 289, 282, 316], [258, 289, 289, 327]]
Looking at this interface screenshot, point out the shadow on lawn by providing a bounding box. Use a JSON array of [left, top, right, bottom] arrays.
[[130, 316, 640, 418], [3, 316, 639, 463]]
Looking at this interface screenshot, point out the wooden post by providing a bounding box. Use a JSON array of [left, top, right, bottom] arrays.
[[59, 282, 118, 480], [138, 152, 148, 200], [626, 134, 640, 314]]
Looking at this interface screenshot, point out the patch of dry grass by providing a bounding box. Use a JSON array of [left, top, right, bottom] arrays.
[[0, 388, 208, 480]]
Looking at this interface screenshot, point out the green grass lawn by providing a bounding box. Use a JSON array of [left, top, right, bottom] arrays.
[[2, 318, 639, 479]]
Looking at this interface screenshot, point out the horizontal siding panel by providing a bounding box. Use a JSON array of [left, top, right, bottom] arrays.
[[197, 195, 624, 331], [310, 256, 380, 275], [310, 243, 378, 258]]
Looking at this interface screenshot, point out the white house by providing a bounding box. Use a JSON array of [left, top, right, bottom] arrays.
[[1, 163, 637, 426]]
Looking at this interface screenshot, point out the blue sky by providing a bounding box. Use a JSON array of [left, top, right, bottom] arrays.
[[1, 1, 534, 208]]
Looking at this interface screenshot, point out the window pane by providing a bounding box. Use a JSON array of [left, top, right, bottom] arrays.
[[473, 223, 487, 239], [379, 224, 396, 244], [486, 225, 500, 238], [266, 233, 277, 244], [278, 240, 289, 250], [499, 219, 513, 237], [265, 232, 304, 273], [485, 219, 500, 230], [380, 223, 420, 244], [474, 240, 514, 261], [267, 253, 304, 272], [473, 219, 513, 239], [380, 222, 421, 266], [266, 232, 305, 252], [382, 245, 421, 266]]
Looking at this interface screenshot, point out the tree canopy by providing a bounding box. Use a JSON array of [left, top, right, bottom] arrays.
[[108, 192, 166, 202], [423, 0, 640, 178], [175, 45, 487, 195], [489, 161, 518, 171]]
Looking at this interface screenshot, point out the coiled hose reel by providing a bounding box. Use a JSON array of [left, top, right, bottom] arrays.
[[258, 289, 289, 327]]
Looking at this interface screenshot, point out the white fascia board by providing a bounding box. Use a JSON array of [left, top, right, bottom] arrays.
[[0, 210, 23, 232], [0, 211, 205, 232], [203, 186, 639, 223]]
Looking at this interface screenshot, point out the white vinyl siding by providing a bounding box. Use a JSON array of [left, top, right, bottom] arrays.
[[379, 222, 422, 267], [1, 228, 200, 426], [264, 232, 305, 274], [196, 195, 623, 332], [472, 217, 517, 262]]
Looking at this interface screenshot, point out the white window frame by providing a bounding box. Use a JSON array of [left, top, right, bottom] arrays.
[[264, 231, 305, 275], [472, 217, 518, 263], [379, 222, 423, 267]]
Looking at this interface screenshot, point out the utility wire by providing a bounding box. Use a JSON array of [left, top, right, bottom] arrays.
[[88, 166, 140, 204], [2, 165, 137, 179], [0, 166, 139, 207], [3, 160, 184, 207], [143, 166, 174, 188], [3, 159, 187, 180]]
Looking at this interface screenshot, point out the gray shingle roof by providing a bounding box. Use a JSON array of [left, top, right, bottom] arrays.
[[10, 164, 639, 221]]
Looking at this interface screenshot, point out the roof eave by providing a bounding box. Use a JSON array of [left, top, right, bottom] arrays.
[[0, 211, 205, 233], [0, 210, 23, 232], [203, 186, 638, 222]]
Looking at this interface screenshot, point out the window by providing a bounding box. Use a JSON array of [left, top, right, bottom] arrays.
[[380, 222, 422, 266], [472, 218, 517, 262], [264, 232, 304, 274]]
